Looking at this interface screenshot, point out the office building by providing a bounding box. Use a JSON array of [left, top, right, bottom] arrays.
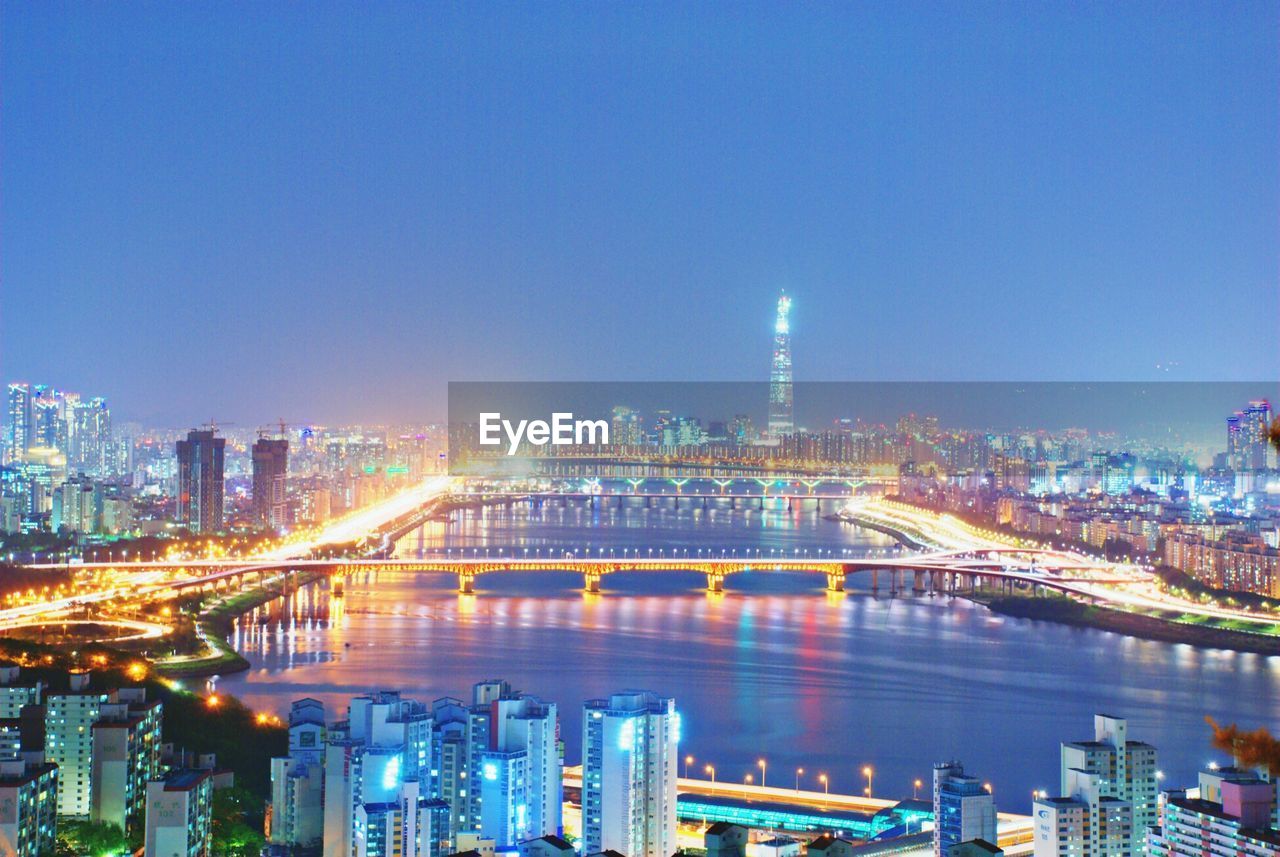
[[581, 690, 679, 857], [1147, 768, 1280, 857], [44, 673, 109, 818], [1059, 715, 1157, 846], [932, 762, 997, 857], [252, 437, 289, 530], [0, 755, 58, 857], [270, 699, 327, 850], [144, 769, 214, 857], [91, 688, 164, 832], [478, 694, 561, 848], [176, 429, 225, 533]]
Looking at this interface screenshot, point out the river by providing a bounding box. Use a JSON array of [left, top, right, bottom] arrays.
[[222, 494, 1280, 812]]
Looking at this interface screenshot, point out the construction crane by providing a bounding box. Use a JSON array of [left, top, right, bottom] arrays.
[[257, 418, 301, 439], [199, 420, 235, 435]]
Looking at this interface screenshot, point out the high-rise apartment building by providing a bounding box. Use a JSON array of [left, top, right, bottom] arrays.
[[1059, 714, 1157, 846], [176, 429, 225, 533], [581, 690, 679, 857], [323, 692, 433, 857], [1034, 771, 1133, 857], [932, 761, 997, 857], [0, 755, 58, 857], [270, 699, 327, 850], [0, 667, 42, 722], [478, 694, 561, 848], [91, 688, 164, 833], [1034, 715, 1152, 857], [252, 437, 289, 530], [144, 769, 214, 857], [44, 673, 109, 818], [1147, 768, 1280, 857]]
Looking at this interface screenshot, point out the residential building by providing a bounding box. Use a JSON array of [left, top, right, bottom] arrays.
[[478, 694, 561, 848], [581, 690, 679, 857], [1034, 770, 1133, 857], [91, 688, 164, 833], [1059, 714, 1157, 846], [44, 673, 109, 817], [1147, 770, 1280, 857], [0, 755, 57, 857], [144, 769, 214, 857], [270, 698, 327, 850]]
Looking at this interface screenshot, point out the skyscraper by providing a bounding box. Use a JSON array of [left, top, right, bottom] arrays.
[[252, 437, 290, 530], [176, 429, 225, 533], [5, 383, 32, 462], [69, 397, 111, 475], [767, 291, 793, 441], [582, 690, 679, 857], [932, 761, 997, 857]]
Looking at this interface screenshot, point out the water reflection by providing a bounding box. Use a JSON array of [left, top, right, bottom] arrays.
[[223, 504, 1280, 813]]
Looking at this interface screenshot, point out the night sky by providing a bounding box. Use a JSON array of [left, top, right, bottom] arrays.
[[3, 3, 1276, 425]]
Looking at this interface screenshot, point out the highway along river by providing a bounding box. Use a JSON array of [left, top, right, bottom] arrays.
[[222, 496, 1280, 811]]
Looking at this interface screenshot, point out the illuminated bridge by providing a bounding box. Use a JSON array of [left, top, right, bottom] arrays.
[[40, 548, 1127, 597]]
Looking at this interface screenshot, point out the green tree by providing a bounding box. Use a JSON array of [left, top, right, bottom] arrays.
[[212, 786, 267, 856], [55, 820, 128, 857]]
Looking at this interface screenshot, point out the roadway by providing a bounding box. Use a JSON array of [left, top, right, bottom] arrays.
[[561, 767, 1033, 855]]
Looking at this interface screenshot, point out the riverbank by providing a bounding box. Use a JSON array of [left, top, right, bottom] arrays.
[[153, 569, 327, 679], [976, 592, 1280, 656]]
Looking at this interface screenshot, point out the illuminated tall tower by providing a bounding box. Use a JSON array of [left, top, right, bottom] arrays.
[[767, 291, 793, 440]]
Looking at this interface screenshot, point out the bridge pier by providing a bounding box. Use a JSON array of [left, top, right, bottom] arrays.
[[583, 570, 603, 593], [826, 571, 846, 593], [705, 571, 725, 593], [912, 569, 925, 594], [871, 569, 879, 591], [458, 571, 475, 594]]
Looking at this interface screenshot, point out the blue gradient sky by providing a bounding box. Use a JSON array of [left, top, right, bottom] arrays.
[[3, 2, 1277, 424]]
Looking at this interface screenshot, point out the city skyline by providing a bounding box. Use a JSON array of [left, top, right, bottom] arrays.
[[4, 4, 1278, 424], [3, 5, 1280, 857]]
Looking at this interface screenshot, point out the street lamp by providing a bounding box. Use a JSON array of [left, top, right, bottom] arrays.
[[863, 766, 873, 797], [796, 767, 805, 791], [914, 778, 923, 800], [684, 755, 694, 779], [818, 773, 829, 805], [705, 764, 716, 791], [758, 759, 767, 789], [745, 773, 754, 786]]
